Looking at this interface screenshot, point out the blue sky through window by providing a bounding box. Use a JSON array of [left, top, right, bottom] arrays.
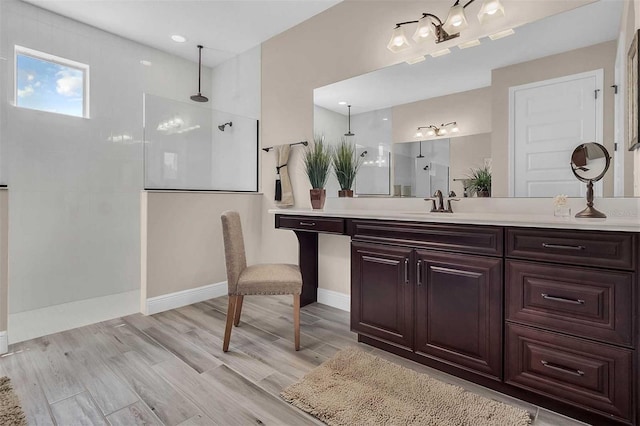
[[16, 54, 85, 117]]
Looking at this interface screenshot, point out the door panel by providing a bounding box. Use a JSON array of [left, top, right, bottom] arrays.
[[351, 242, 413, 350], [415, 250, 503, 380], [512, 70, 602, 197]]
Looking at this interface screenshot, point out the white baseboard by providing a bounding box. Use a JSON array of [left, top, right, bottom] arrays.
[[9, 290, 140, 345], [144, 281, 227, 315], [0, 331, 7, 354], [317, 288, 350, 312]]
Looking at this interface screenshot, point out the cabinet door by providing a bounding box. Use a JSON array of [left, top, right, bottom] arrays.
[[414, 250, 503, 380], [351, 242, 414, 350]]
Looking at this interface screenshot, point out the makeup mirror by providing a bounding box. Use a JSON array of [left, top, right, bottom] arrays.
[[570, 142, 611, 218]]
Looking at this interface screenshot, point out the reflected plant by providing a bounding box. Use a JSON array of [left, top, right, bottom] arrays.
[[466, 166, 492, 196], [332, 137, 362, 191]]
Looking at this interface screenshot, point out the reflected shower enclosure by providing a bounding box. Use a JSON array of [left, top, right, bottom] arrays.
[[144, 94, 258, 191]]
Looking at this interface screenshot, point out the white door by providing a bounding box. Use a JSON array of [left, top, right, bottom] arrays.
[[510, 70, 603, 197]]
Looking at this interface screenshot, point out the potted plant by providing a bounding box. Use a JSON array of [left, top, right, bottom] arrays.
[[303, 136, 331, 209], [467, 166, 491, 197], [332, 138, 362, 197]]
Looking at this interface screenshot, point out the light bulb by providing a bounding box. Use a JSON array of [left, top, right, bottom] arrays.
[[427, 130, 435, 136], [439, 128, 448, 135], [443, 4, 468, 34], [478, 0, 505, 24], [387, 26, 410, 53], [412, 16, 432, 42], [415, 132, 423, 138], [452, 126, 459, 133]]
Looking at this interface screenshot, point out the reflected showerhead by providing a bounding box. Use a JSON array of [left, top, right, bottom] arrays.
[[423, 165, 429, 170], [360, 150, 368, 157], [191, 45, 209, 103], [218, 122, 232, 131], [191, 94, 209, 102]]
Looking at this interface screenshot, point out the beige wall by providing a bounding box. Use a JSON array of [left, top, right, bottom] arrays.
[[491, 41, 617, 197], [392, 87, 492, 143], [143, 192, 262, 299], [261, 0, 598, 294]]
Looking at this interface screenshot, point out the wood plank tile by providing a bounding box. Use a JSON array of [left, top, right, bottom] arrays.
[[99, 321, 172, 366], [142, 326, 222, 374], [0, 347, 55, 425], [108, 351, 202, 425], [177, 413, 217, 426], [50, 391, 107, 426], [180, 328, 275, 383], [106, 401, 163, 426], [21, 336, 85, 404]]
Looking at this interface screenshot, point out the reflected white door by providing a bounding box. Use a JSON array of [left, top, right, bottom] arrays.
[[510, 70, 603, 197]]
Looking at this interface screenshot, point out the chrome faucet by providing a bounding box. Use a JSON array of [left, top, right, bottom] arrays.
[[424, 190, 459, 213]]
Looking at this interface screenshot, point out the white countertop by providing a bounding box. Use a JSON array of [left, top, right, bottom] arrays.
[[269, 208, 640, 232]]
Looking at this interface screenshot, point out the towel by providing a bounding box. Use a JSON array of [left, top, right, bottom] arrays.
[[275, 145, 294, 207]]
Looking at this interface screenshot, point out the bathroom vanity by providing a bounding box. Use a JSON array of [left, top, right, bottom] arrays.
[[273, 209, 640, 425]]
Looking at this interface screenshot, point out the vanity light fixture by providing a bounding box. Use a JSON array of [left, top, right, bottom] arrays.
[[387, 0, 505, 52], [415, 122, 459, 138]]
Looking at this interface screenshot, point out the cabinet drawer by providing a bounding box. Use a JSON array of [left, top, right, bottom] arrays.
[[348, 220, 503, 256], [506, 228, 635, 270], [506, 261, 633, 347], [506, 323, 632, 422], [276, 215, 345, 234]]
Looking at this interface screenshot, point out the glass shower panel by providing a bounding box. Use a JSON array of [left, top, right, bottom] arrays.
[[144, 94, 258, 191]]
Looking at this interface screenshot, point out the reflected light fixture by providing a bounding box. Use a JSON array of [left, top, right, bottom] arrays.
[[489, 28, 515, 40], [387, 0, 505, 52], [458, 39, 481, 49], [171, 34, 187, 43], [190, 45, 209, 103], [415, 122, 459, 138], [430, 48, 451, 58], [345, 104, 355, 137]]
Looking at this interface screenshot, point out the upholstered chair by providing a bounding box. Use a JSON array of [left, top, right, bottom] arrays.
[[220, 211, 302, 352]]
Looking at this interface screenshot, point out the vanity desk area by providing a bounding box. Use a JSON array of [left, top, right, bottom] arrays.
[[272, 208, 640, 425]]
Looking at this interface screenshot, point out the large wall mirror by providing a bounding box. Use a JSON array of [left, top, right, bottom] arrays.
[[314, 0, 636, 198]]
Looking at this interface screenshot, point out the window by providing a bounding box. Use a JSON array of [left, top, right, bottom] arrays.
[[15, 46, 89, 118]]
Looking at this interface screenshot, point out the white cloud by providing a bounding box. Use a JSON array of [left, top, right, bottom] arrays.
[[56, 69, 83, 97], [17, 85, 34, 98], [34, 81, 42, 88], [27, 74, 34, 81]]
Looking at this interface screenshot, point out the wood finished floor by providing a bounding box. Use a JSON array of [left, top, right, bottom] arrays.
[[0, 296, 590, 426]]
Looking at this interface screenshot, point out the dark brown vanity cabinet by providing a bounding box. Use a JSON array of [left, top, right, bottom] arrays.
[[351, 242, 414, 350], [505, 228, 637, 424], [349, 220, 504, 381], [414, 250, 503, 380]]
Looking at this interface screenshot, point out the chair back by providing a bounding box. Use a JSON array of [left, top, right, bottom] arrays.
[[221, 211, 247, 294]]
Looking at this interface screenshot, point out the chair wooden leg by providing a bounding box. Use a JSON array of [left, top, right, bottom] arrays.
[[293, 294, 300, 351], [223, 296, 237, 352], [233, 295, 244, 326]]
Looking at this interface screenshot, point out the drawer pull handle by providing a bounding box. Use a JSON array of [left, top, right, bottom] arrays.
[[404, 259, 409, 284], [541, 243, 586, 251], [541, 360, 585, 377], [416, 260, 423, 286], [299, 221, 316, 226], [541, 294, 585, 305]]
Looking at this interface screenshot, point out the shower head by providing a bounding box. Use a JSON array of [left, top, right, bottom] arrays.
[[423, 165, 429, 170], [190, 45, 209, 103], [218, 122, 232, 131], [360, 150, 368, 157]]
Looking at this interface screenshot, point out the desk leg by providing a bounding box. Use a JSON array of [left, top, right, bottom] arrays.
[[294, 231, 318, 306]]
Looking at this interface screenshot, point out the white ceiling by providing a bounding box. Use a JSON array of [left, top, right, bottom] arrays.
[[21, 0, 341, 68], [314, 0, 624, 115]]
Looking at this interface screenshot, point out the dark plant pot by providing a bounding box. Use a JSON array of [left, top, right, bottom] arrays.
[[477, 190, 491, 197], [310, 188, 326, 209], [338, 189, 354, 198]]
